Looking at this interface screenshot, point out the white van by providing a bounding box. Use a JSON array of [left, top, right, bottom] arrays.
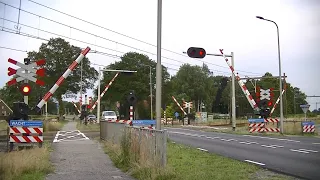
[[101, 111, 117, 121]]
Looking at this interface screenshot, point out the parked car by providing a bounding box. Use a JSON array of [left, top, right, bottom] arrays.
[[87, 114, 97, 121], [101, 111, 117, 121]]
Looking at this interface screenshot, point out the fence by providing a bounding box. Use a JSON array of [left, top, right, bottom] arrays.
[[100, 120, 167, 167]]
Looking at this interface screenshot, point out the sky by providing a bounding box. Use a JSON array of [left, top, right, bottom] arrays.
[[0, 0, 319, 111]]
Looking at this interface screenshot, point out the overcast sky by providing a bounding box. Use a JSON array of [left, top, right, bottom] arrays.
[[0, 0, 319, 111]]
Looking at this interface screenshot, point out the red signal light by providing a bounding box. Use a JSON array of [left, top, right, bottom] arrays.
[[187, 47, 206, 58], [23, 86, 30, 93], [20, 84, 32, 96], [268, 101, 272, 106]]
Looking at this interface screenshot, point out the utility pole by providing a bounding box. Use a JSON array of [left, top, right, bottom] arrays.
[[155, 0, 162, 130], [231, 52, 236, 131], [97, 67, 101, 123], [80, 60, 83, 112], [150, 66, 153, 119]]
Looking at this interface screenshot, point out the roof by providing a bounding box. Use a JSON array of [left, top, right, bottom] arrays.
[[0, 99, 13, 113]]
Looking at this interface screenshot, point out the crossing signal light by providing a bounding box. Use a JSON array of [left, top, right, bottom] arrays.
[[187, 47, 206, 58], [20, 84, 31, 96], [268, 101, 273, 107]]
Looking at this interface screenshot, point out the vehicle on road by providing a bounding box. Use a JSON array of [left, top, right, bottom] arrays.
[[87, 114, 97, 123], [101, 111, 117, 121]]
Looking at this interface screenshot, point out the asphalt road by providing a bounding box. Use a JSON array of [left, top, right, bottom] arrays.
[[166, 127, 320, 180]]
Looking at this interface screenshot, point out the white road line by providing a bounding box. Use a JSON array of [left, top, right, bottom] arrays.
[[53, 131, 60, 143], [197, 148, 208, 152], [239, 141, 259, 145], [244, 160, 265, 166], [261, 145, 277, 148], [242, 135, 300, 143], [290, 149, 309, 154], [299, 149, 318, 153], [261, 144, 284, 148], [312, 143, 320, 145]]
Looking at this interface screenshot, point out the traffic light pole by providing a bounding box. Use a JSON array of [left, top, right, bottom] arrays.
[[208, 52, 236, 131]]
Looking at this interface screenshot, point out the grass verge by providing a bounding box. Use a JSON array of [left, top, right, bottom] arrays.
[[0, 142, 53, 180], [76, 121, 100, 132], [101, 138, 295, 180], [43, 120, 67, 132]]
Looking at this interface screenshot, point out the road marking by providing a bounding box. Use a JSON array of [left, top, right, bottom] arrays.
[[239, 141, 259, 145], [197, 148, 208, 152], [299, 149, 318, 153], [54, 130, 89, 143], [242, 135, 300, 143], [244, 160, 265, 166], [312, 143, 320, 145], [53, 131, 60, 143], [261, 144, 284, 148], [290, 149, 309, 154]]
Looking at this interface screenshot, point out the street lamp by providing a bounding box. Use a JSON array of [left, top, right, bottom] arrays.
[[256, 16, 284, 134], [97, 68, 137, 123]]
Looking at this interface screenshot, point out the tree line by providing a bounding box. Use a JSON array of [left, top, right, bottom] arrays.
[[0, 38, 311, 118]]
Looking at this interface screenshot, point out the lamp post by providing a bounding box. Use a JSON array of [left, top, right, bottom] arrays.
[[96, 68, 137, 123], [256, 16, 284, 134]]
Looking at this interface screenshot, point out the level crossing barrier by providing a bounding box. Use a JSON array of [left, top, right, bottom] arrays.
[[9, 120, 43, 151], [248, 118, 280, 133], [301, 121, 315, 134]]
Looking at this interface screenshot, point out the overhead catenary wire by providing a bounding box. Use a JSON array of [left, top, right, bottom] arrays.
[[0, 18, 232, 76], [0, 1, 262, 76]]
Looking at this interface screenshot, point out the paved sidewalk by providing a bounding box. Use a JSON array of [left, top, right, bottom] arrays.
[[46, 122, 134, 180]]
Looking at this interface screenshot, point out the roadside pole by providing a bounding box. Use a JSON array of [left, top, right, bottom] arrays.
[[231, 52, 236, 131]]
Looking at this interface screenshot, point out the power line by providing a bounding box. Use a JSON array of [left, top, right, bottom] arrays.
[[1, 1, 262, 76], [0, 18, 230, 76], [0, 46, 27, 52], [26, 0, 187, 57]]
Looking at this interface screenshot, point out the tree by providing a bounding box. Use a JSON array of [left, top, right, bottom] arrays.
[[95, 52, 170, 119], [27, 38, 98, 115]]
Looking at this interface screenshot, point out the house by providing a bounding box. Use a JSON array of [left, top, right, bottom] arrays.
[[0, 99, 13, 116]]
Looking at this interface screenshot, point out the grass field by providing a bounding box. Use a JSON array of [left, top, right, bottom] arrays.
[[0, 141, 53, 180], [102, 139, 296, 180]]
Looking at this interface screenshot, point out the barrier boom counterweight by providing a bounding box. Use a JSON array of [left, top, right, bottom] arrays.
[[35, 47, 91, 112], [219, 49, 259, 112]]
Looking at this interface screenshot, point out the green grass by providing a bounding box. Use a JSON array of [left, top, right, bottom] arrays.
[[0, 141, 53, 180], [76, 121, 100, 132], [101, 138, 295, 180], [0, 121, 8, 131]]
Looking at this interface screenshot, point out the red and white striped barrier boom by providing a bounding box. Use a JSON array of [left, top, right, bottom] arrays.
[[171, 96, 187, 115], [34, 47, 90, 112], [90, 72, 120, 112], [269, 89, 285, 116], [219, 49, 259, 112], [72, 101, 81, 113]]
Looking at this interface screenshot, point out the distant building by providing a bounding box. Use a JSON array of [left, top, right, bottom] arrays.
[[0, 99, 13, 116]]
